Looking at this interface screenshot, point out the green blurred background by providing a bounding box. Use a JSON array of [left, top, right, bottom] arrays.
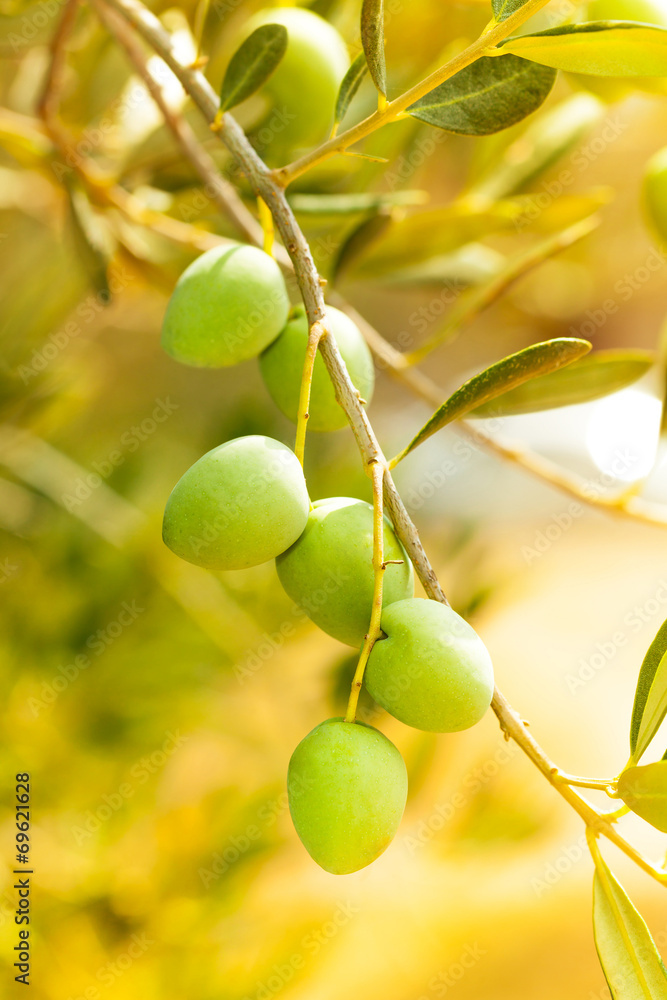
[[2, 0, 667, 995]]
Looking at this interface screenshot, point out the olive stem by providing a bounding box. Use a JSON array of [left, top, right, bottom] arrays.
[[345, 461, 386, 724], [273, 0, 554, 187], [294, 320, 326, 468], [94, 0, 667, 888]]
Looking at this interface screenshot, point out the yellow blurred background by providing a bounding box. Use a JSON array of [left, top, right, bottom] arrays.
[[2, 0, 667, 996]]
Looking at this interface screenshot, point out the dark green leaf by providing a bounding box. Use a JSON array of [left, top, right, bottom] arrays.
[[492, 0, 531, 21], [408, 55, 556, 136], [219, 24, 288, 112], [361, 0, 387, 97], [618, 762, 667, 833], [631, 616, 667, 762], [335, 52, 369, 125], [391, 339, 591, 465], [592, 850, 667, 999], [471, 350, 654, 417], [500, 21, 667, 76]]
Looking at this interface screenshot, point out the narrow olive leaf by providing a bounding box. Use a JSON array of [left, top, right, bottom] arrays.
[[631, 616, 667, 762], [333, 211, 394, 282], [618, 763, 667, 833], [66, 184, 112, 299], [391, 339, 591, 465], [289, 189, 427, 216], [335, 52, 369, 125], [499, 21, 667, 76], [492, 0, 531, 20], [219, 24, 288, 112], [469, 93, 604, 203], [592, 852, 667, 1000], [349, 202, 525, 277], [408, 55, 556, 136], [361, 0, 387, 96], [471, 350, 654, 417]]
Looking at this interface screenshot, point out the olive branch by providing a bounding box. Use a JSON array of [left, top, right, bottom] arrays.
[[35, 0, 667, 990]]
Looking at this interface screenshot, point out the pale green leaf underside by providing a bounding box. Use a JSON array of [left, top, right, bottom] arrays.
[[593, 855, 667, 999], [408, 55, 556, 135], [335, 52, 369, 124], [618, 762, 667, 833], [393, 338, 591, 463], [631, 616, 667, 761], [361, 0, 387, 96], [220, 24, 288, 112], [499, 21, 667, 76], [289, 190, 425, 216], [471, 350, 654, 417], [492, 0, 531, 21]]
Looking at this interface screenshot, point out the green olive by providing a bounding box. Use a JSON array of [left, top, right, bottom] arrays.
[[365, 598, 494, 732], [276, 497, 414, 647], [162, 435, 309, 570], [161, 244, 290, 368], [259, 305, 375, 431], [288, 717, 408, 874]]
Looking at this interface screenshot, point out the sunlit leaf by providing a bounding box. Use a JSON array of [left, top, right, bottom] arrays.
[[361, 0, 387, 96], [513, 187, 613, 234], [347, 202, 525, 277], [499, 21, 667, 76], [391, 339, 591, 464], [492, 0, 531, 20], [333, 211, 394, 282], [289, 190, 427, 216], [219, 24, 288, 112], [370, 244, 504, 287], [471, 350, 654, 417], [408, 55, 556, 135], [631, 615, 667, 763], [468, 93, 604, 202], [335, 52, 369, 125], [592, 850, 667, 999], [618, 762, 667, 833]]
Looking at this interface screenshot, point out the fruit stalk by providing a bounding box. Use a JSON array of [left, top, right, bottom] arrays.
[[345, 461, 386, 723], [294, 320, 325, 467]]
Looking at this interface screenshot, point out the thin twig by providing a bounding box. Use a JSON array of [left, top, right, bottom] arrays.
[[346, 461, 386, 723]]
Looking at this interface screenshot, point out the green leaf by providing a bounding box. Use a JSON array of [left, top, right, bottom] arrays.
[[361, 0, 387, 97], [499, 21, 667, 76], [492, 0, 531, 20], [592, 851, 667, 1000], [333, 211, 394, 282], [618, 762, 667, 833], [468, 93, 604, 203], [408, 55, 556, 136], [369, 244, 504, 288], [391, 339, 591, 464], [631, 616, 667, 762], [289, 190, 427, 216], [219, 24, 288, 112], [471, 350, 654, 417], [348, 202, 525, 277], [335, 52, 369, 125]]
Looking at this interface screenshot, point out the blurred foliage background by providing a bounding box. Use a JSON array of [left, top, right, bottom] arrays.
[[2, 0, 667, 996]]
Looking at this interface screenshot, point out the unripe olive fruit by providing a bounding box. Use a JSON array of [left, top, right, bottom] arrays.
[[162, 435, 309, 570], [161, 244, 290, 368], [259, 305, 375, 431], [365, 598, 494, 733], [643, 146, 667, 243], [288, 717, 408, 874], [242, 7, 350, 152], [276, 497, 414, 647]]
